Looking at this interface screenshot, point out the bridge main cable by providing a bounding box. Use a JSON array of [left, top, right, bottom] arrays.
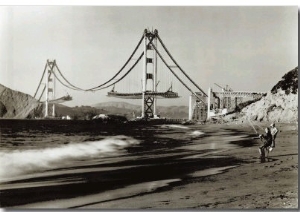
[[157, 34, 207, 97]]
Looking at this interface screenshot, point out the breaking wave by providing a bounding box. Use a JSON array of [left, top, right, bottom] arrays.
[[161, 124, 189, 129], [0, 136, 140, 181], [190, 130, 204, 137]]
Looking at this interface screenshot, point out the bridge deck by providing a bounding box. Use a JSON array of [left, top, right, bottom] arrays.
[[107, 91, 179, 99], [212, 91, 266, 98]]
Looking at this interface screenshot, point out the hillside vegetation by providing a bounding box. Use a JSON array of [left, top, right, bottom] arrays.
[[271, 67, 298, 95], [226, 67, 298, 123]]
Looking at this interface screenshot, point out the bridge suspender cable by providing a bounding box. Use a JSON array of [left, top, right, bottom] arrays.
[[90, 52, 144, 91], [51, 66, 84, 91], [157, 34, 207, 97], [151, 41, 205, 104], [85, 34, 145, 91], [54, 62, 86, 91], [89, 35, 156, 91]]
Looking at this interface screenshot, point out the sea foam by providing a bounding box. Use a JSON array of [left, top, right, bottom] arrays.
[[0, 135, 140, 181]]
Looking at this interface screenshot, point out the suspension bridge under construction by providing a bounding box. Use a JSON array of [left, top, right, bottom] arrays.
[[33, 29, 265, 121]]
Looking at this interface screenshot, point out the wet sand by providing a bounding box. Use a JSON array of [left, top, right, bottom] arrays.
[[100, 122, 297, 209], [73, 122, 298, 209], [0, 120, 298, 209]]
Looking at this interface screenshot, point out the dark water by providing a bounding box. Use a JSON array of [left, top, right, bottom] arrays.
[[0, 119, 251, 208]]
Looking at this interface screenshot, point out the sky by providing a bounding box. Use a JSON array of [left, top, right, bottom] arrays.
[[0, 5, 298, 107]]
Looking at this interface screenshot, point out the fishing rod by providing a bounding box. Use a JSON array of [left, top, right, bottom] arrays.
[[254, 122, 264, 131], [247, 118, 262, 140], [247, 118, 258, 134], [248, 119, 267, 141]]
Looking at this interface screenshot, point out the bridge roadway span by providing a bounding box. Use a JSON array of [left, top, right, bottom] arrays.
[[212, 91, 266, 98], [107, 91, 179, 99]]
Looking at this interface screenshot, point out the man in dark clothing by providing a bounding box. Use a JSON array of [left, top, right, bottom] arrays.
[[258, 127, 273, 158]]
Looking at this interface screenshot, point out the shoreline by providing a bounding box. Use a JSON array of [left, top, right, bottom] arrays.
[[1, 121, 298, 209]]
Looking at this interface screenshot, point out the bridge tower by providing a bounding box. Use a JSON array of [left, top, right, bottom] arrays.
[[45, 59, 56, 117], [141, 29, 158, 118]]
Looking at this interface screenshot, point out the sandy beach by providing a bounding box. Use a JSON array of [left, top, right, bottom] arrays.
[[76, 122, 298, 209], [0, 120, 298, 210]]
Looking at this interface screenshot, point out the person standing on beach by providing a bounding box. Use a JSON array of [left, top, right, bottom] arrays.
[[270, 122, 278, 149], [258, 127, 273, 158]]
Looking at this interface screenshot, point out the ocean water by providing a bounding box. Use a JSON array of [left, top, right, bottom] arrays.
[[0, 120, 250, 208], [0, 135, 140, 181]]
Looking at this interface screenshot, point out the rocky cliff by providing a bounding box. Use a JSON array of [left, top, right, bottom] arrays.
[[239, 67, 298, 123], [0, 84, 39, 119]]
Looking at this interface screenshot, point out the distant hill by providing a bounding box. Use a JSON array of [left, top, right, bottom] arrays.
[[93, 101, 189, 119], [0, 83, 189, 119], [93, 102, 140, 110]]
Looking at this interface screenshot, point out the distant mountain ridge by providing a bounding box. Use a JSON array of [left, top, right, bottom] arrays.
[[93, 101, 141, 110], [93, 101, 189, 119]]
